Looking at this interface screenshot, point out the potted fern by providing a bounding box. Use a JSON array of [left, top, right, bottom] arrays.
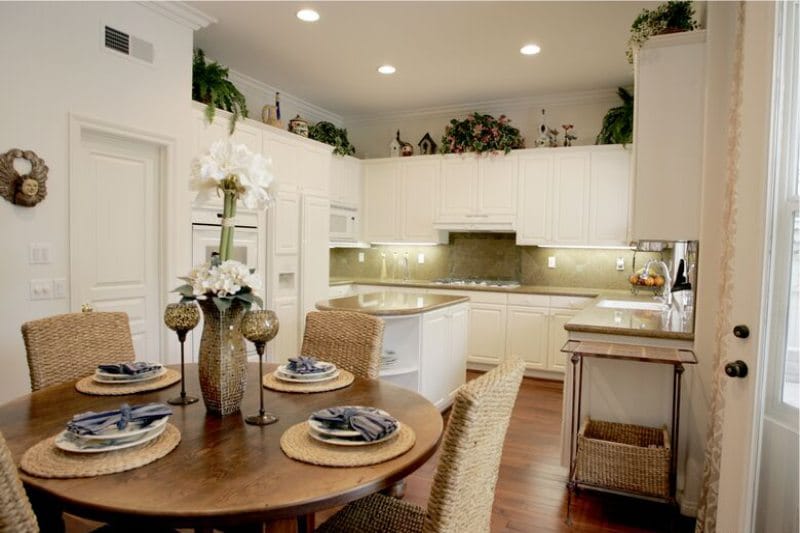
[[596, 88, 633, 145], [626, 1, 699, 63], [192, 49, 248, 134]]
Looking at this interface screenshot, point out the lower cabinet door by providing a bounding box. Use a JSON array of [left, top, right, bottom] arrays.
[[506, 306, 549, 370], [449, 304, 469, 397], [547, 310, 578, 372], [468, 303, 507, 364]]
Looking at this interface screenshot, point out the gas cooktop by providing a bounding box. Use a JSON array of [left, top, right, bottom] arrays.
[[431, 278, 521, 289]]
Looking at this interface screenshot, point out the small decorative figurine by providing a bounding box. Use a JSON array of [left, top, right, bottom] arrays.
[[262, 92, 283, 128], [535, 109, 550, 148], [392, 130, 413, 157], [417, 132, 437, 155], [547, 128, 560, 148], [562, 124, 577, 147], [289, 115, 309, 137], [0, 149, 48, 207]]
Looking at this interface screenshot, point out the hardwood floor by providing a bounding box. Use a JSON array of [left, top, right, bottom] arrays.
[[319, 372, 695, 533]]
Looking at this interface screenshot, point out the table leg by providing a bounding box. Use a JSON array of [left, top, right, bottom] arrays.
[[26, 487, 65, 533], [670, 364, 685, 500], [566, 352, 582, 525], [381, 479, 407, 499]]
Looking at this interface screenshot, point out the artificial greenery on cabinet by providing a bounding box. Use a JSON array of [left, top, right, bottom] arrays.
[[308, 121, 356, 156], [192, 49, 249, 134], [439, 112, 525, 154], [596, 87, 634, 146], [626, 1, 699, 63]]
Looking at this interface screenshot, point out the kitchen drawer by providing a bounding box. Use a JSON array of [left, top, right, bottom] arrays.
[[507, 293, 550, 308], [550, 295, 594, 310]]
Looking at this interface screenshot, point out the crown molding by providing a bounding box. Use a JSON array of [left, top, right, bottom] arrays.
[[343, 88, 622, 125], [227, 69, 345, 126], [138, 1, 217, 30]]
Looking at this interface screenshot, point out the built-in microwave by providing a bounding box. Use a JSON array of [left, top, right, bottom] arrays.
[[330, 205, 358, 242]]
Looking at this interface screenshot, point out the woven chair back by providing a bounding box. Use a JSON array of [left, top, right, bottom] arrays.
[[300, 311, 384, 380], [423, 358, 525, 533], [21, 312, 135, 391], [0, 431, 38, 532]]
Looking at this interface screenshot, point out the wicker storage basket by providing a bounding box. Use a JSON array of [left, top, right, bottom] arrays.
[[574, 418, 671, 499]]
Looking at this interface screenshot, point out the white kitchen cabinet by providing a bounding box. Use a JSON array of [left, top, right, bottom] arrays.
[[517, 153, 552, 243], [506, 306, 549, 370], [263, 131, 298, 188], [467, 303, 507, 365], [272, 296, 299, 364], [300, 194, 330, 319], [273, 188, 300, 256], [552, 152, 591, 244], [400, 158, 441, 242], [589, 149, 632, 245], [478, 155, 517, 216], [438, 156, 477, 219], [632, 31, 706, 241], [363, 161, 399, 242], [547, 310, 578, 373], [329, 155, 361, 208]]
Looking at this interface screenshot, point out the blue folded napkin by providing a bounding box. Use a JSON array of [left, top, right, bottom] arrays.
[[311, 407, 398, 442], [67, 403, 172, 436], [97, 362, 160, 375], [287, 356, 326, 375]]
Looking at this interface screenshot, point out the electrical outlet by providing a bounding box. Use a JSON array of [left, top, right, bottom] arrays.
[[616, 257, 625, 271], [548, 256, 556, 269], [29, 242, 52, 264], [417, 253, 425, 264], [29, 279, 53, 300], [53, 278, 67, 299], [358, 252, 365, 263]]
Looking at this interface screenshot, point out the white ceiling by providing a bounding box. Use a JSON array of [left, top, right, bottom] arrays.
[[191, 1, 658, 119]]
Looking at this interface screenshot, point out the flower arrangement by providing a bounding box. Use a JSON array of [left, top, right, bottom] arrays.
[[439, 112, 525, 154], [626, 1, 699, 63], [308, 121, 356, 156], [176, 139, 274, 311]]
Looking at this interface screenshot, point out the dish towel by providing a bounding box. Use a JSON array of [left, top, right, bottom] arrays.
[[97, 362, 160, 375], [67, 403, 172, 436], [287, 356, 327, 374], [311, 407, 398, 442]]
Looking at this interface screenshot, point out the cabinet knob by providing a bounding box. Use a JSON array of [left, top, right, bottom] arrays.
[[733, 325, 750, 339], [724, 360, 749, 378]]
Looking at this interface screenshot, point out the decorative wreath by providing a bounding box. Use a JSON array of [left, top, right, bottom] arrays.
[[0, 149, 48, 207]]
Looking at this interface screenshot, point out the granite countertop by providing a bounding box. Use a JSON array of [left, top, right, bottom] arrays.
[[316, 291, 469, 316], [565, 294, 694, 341]]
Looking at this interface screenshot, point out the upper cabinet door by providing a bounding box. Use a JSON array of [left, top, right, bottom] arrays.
[[262, 132, 298, 188], [439, 156, 478, 219], [330, 156, 361, 208], [551, 152, 590, 244], [295, 147, 331, 194], [363, 161, 399, 242], [589, 148, 632, 245], [516, 153, 553, 245], [273, 189, 300, 256], [401, 158, 440, 242], [477, 155, 517, 216]]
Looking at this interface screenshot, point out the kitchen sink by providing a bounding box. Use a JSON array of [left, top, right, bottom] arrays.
[[596, 299, 670, 311]]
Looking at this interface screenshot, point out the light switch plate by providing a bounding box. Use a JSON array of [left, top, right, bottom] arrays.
[[29, 243, 52, 264], [616, 257, 625, 271], [358, 252, 365, 263], [30, 279, 53, 300], [548, 256, 556, 269], [417, 253, 425, 264]]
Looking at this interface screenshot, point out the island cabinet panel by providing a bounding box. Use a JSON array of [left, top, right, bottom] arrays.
[[467, 303, 507, 364], [506, 306, 549, 370], [420, 302, 469, 409], [547, 310, 578, 372]]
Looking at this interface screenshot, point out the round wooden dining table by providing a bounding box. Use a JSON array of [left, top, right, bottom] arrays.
[[0, 363, 443, 531]]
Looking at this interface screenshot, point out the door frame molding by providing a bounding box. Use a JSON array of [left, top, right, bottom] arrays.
[[68, 114, 177, 361]]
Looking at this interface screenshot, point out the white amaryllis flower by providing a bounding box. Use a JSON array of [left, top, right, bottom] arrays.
[[187, 260, 262, 298], [191, 139, 275, 209]]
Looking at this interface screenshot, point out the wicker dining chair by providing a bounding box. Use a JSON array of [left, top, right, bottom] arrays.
[[0, 431, 38, 532], [316, 357, 526, 533], [21, 311, 135, 391], [301, 311, 384, 380]]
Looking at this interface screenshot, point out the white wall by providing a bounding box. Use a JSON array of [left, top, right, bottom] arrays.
[[344, 90, 622, 159], [0, 2, 197, 402]]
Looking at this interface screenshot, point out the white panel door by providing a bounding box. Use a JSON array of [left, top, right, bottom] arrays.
[[73, 130, 161, 360], [467, 303, 507, 364], [547, 310, 578, 372], [438, 156, 477, 220], [274, 189, 300, 256], [478, 155, 517, 215], [589, 149, 631, 245], [401, 158, 439, 242], [517, 154, 553, 244], [506, 306, 549, 370], [300, 194, 330, 319], [363, 161, 399, 242], [552, 152, 590, 244]]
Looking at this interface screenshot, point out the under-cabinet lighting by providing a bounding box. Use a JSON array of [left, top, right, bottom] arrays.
[[537, 244, 636, 250], [520, 43, 541, 56], [296, 9, 320, 22], [370, 242, 440, 247], [377, 65, 396, 75]]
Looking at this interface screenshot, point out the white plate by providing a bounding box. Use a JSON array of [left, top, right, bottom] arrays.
[[71, 416, 169, 441], [274, 369, 340, 384], [277, 362, 336, 379], [307, 423, 400, 447], [307, 407, 394, 438], [92, 366, 167, 384], [54, 423, 166, 453]]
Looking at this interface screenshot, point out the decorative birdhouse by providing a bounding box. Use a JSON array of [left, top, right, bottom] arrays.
[[417, 133, 437, 155], [389, 130, 401, 157]]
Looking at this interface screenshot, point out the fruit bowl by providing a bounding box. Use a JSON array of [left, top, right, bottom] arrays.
[[629, 269, 665, 296]]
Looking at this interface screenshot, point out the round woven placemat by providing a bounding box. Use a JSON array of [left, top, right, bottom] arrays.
[[20, 424, 181, 479], [280, 422, 415, 467], [75, 369, 181, 396], [263, 370, 354, 394]]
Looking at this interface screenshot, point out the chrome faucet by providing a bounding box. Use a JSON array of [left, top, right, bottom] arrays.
[[644, 259, 672, 307]]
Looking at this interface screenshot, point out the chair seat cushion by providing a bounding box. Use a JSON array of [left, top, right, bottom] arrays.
[[316, 493, 426, 533]]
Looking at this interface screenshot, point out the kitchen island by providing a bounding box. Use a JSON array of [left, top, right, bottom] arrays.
[[316, 291, 470, 410]]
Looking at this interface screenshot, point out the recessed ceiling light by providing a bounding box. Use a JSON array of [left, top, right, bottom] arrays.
[[520, 44, 541, 56], [296, 9, 320, 22], [377, 65, 396, 75]]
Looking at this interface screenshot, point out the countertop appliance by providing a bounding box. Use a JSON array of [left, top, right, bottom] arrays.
[[432, 278, 521, 289]]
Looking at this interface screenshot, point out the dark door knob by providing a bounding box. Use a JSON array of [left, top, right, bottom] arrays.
[[724, 360, 749, 378], [733, 325, 750, 339]]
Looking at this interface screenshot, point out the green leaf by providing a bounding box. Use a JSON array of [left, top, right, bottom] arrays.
[[213, 296, 232, 314], [173, 284, 194, 297]]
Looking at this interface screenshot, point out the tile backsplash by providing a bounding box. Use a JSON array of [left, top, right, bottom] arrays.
[[330, 233, 664, 290]]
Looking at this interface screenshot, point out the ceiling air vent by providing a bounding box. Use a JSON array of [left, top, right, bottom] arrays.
[[104, 25, 154, 64]]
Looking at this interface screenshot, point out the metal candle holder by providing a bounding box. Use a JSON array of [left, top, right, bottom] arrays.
[[164, 302, 201, 406], [241, 309, 280, 426]]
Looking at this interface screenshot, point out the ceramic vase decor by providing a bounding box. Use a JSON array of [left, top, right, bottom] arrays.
[[197, 298, 248, 415]]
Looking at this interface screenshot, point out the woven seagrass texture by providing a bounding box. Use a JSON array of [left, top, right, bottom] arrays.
[[75, 369, 181, 396], [20, 424, 181, 479], [316, 493, 425, 533], [574, 418, 671, 498], [317, 358, 525, 533], [262, 370, 354, 393], [280, 422, 415, 467], [21, 311, 136, 392], [0, 431, 38, 532], [300, 311, 384, 380]]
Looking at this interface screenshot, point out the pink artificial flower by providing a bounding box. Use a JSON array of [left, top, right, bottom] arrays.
[[491, 127, 500, 138]]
